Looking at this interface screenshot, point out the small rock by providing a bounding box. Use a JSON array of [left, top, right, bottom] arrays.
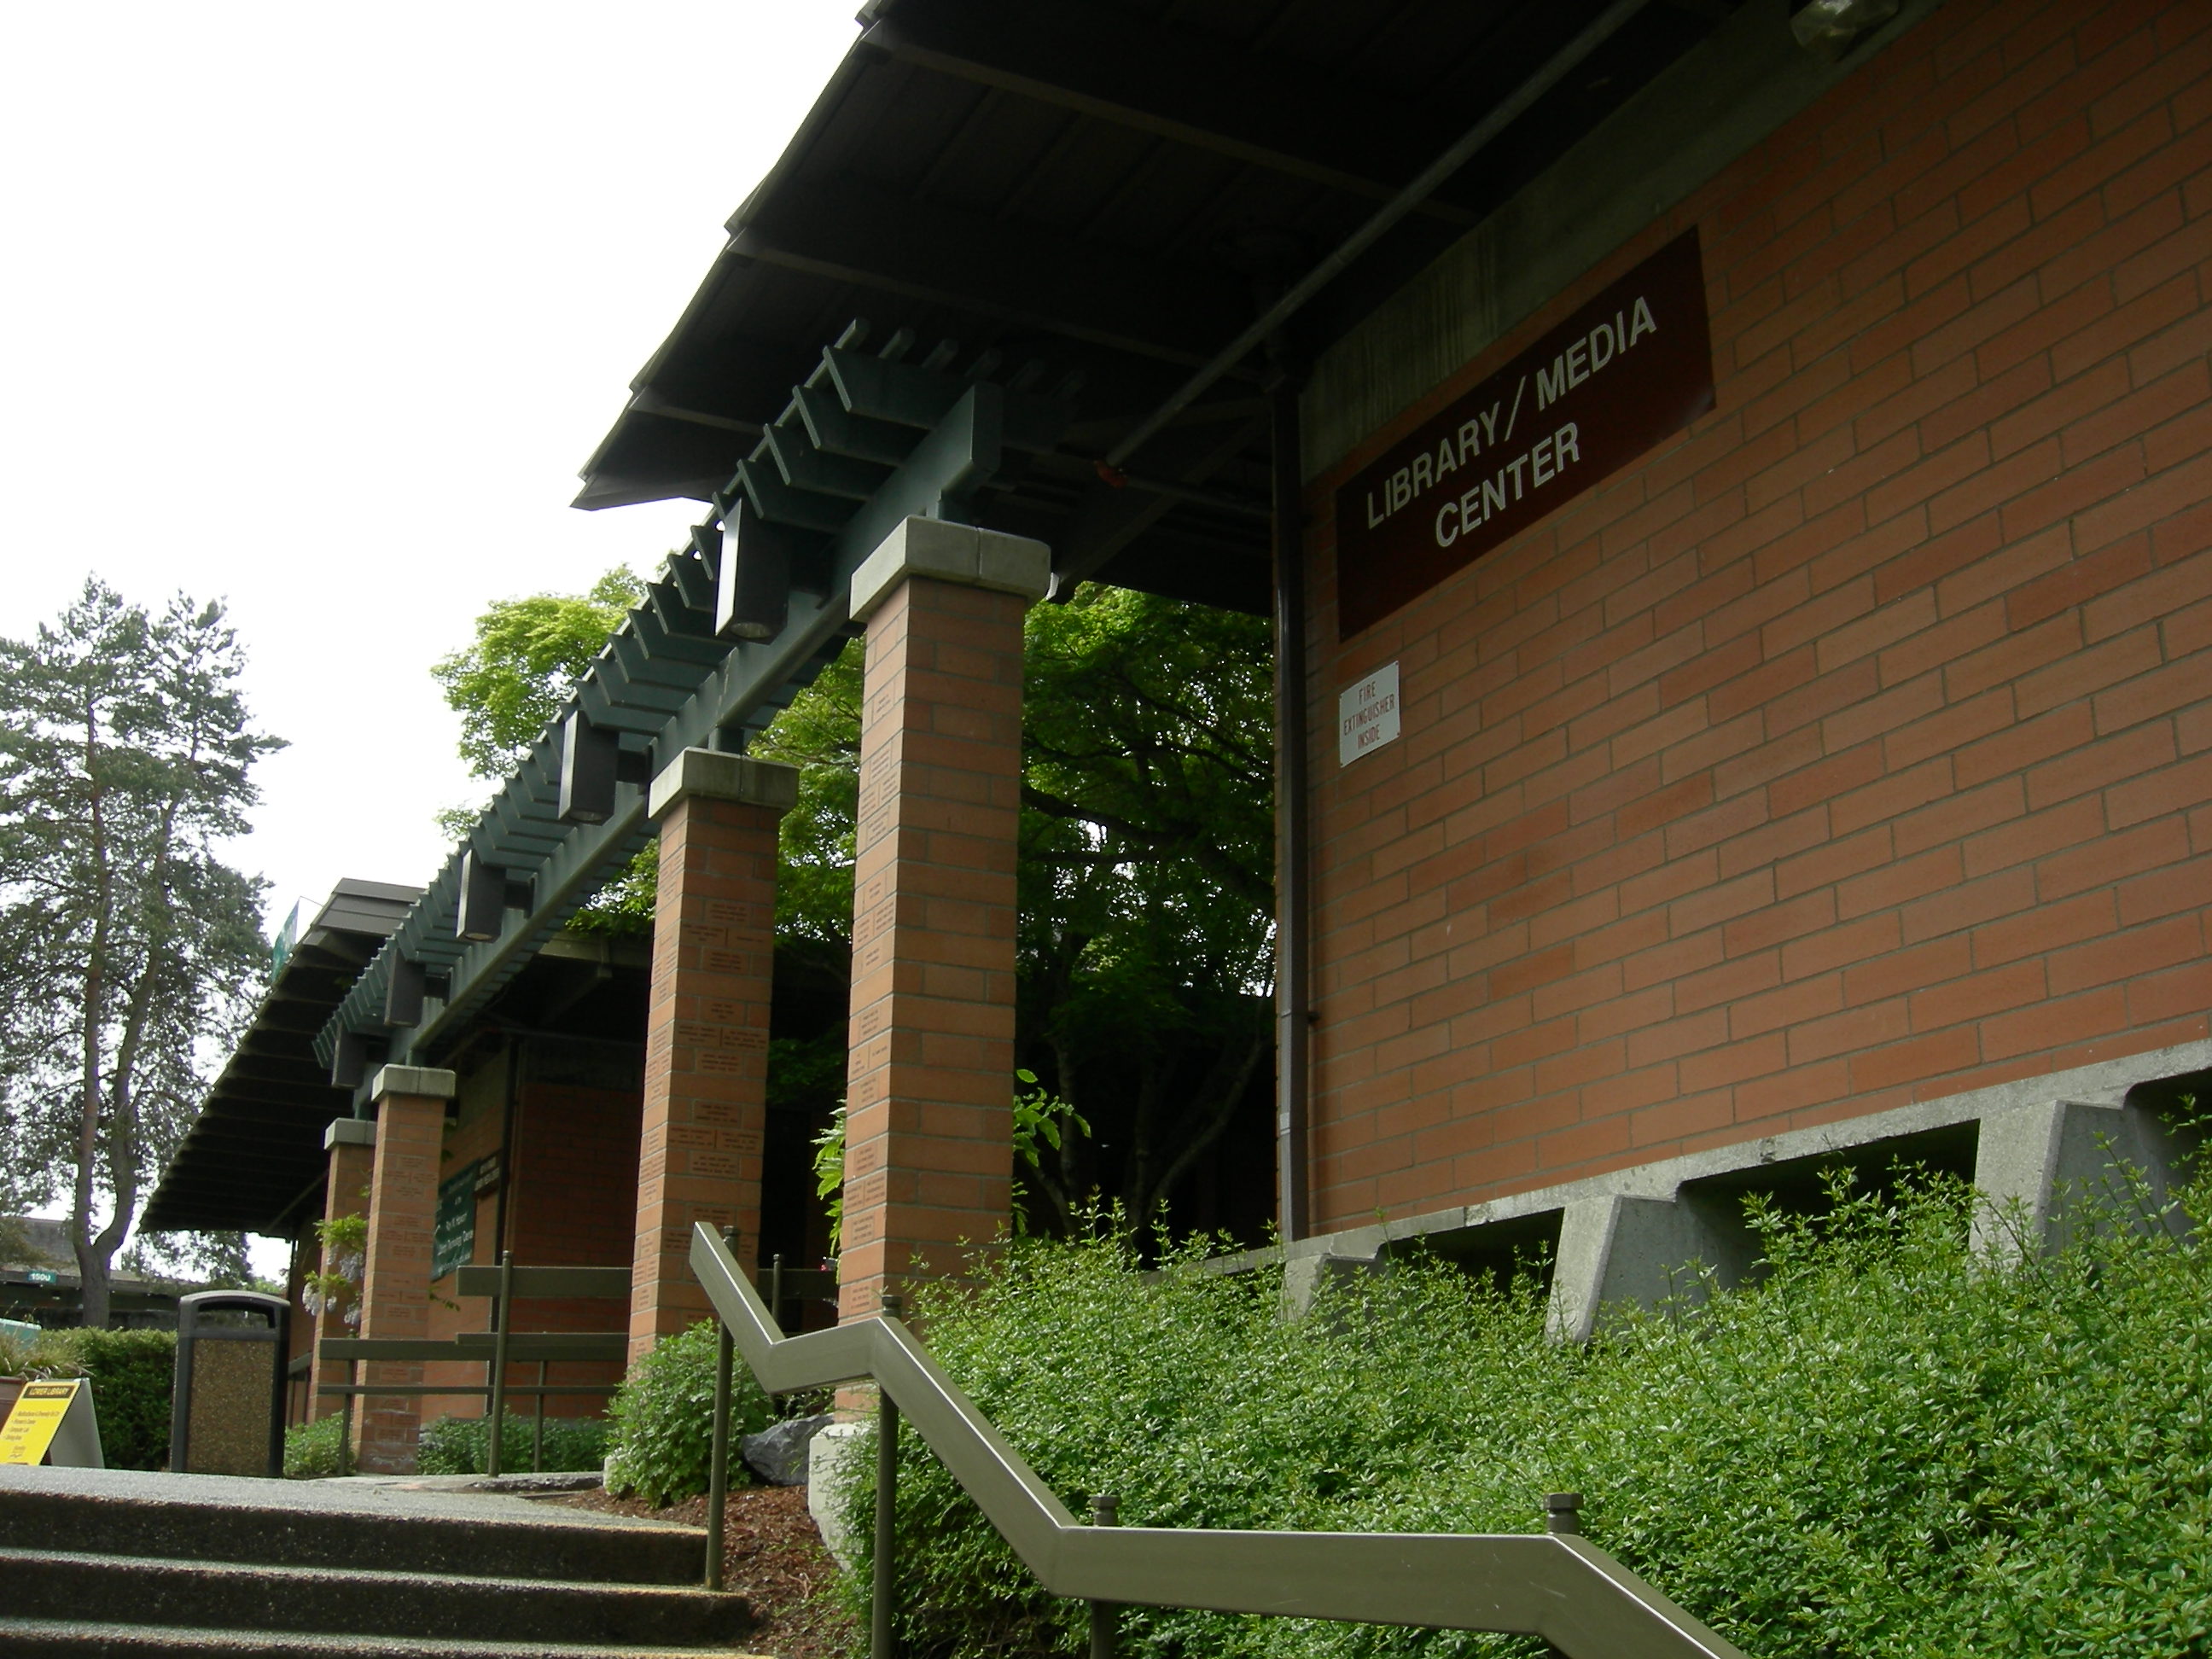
[[743, 1413, 833, 1486]]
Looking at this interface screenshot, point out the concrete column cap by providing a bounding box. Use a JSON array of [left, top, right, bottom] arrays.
[[848, 515, 1051, 624], [648, 748, 802, 820], [323, 1118, 375, 1150], [368, 1064, 457, 1103]]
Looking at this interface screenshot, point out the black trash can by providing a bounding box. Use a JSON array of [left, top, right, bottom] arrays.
[[171, 1290, 288, 1477]]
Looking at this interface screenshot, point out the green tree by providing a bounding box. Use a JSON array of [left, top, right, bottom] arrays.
[[0, 580, 281, 1328], [430, 568, 646, 778], [753, 641, 863, 947], [434, 571, 1278, 1243], [760, 585, 1277, 1241], [1016, 587, 1274, 1237], [432, 567, 655, 925], [752, 644, 867, 1133], [123, 1227, 259, 1290]]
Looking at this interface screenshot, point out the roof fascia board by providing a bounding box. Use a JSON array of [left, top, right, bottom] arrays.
[[1301, 0, 1949, 479], [859, 0, 1478, 224], [730, 174, 1252, 368]]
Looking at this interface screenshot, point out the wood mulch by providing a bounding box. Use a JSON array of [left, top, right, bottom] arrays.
[[568, 1482, 858, 1659]]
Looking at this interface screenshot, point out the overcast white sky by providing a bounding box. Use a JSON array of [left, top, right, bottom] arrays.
[[0, 3, 859, 942]]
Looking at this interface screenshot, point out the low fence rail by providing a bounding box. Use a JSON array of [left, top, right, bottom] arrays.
[[690, 1224, 1747, 1659], [316, 1257, 629, 1476]]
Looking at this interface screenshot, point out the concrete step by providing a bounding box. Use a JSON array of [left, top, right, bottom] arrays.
[[0, 1486, 704, 1586], [0, 1551, 754, 1650], [0, 1619, 765, 1659]]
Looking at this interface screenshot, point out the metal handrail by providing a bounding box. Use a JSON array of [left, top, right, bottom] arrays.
[[689, 1225, 1746, 1659]]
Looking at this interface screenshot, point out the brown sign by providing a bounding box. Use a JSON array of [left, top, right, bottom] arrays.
[[1334, 228, 1714, 638]]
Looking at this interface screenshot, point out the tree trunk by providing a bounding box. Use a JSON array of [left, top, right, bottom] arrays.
[[71, 690, 111, 1330], [1147, 1027, 1269, 1227], [1121, 1022, 1268, 1241]]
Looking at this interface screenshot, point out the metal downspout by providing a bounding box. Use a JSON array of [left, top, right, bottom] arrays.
[[492, 1039, 521, 1273], [1271, 365, 1311, 1242]]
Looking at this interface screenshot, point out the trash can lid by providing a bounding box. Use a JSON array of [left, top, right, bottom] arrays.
[[177, 1289, 288, 1335]]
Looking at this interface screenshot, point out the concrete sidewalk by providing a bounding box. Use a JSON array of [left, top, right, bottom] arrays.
[[0, 1464, 683, 1532]]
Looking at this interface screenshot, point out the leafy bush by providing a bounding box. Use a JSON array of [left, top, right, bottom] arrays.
[[416, 1411, 611, 1476], [841, 1172, 2212, 1659], [0, 1324, 38, 1377], [284, 1411, 347, 1478], [19, 1327, 176, 1470], [605, 1320, 773, 1505]]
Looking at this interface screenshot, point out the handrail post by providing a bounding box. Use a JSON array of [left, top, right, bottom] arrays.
[[706, 1226, 737, 1591], [486, 1250, 514, 1478], [873, 1291, 904, 1659], [340, 1359, 355, 1476], [1545, 1493, 1583, 1535], [768, 1252, 785, 1332], [533, 1360, 548, 1473], [1088, 1493, 1121, 1659]]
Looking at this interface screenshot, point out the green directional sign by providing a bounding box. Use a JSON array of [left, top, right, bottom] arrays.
[[432, 1163, 478, 1281]]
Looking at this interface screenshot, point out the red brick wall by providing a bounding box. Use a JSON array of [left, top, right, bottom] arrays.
[[632, 789, 779, 1360], [513, 1074, 643, 1415], [419, 1058, 643, 1423], [841, 573, 1024, 1320], [1305, 0, 2212, 1231], [514, 1076, 645, 1273], [302, 1133, 375, 1425], [282, 1232, 312, 1426], [351, 1091, 444, 1473], [416, 1073, 505, 1422]]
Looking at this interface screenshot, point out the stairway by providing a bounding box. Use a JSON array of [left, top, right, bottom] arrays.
[[0, 1468, 759, 1658]]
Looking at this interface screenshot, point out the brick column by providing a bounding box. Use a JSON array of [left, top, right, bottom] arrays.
[[351, 1065, 455, 1473], [306, 1118, 375, 1423], [839, 517, 1051, 1321], [630, 748, 798, 1362]]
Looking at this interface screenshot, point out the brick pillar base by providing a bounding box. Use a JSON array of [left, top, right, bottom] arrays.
[[629, 748, 797, 1364], [350, 1066, 456, 1473], [307, 1119, 375, 1423], [838, 518, 1051, 1321]]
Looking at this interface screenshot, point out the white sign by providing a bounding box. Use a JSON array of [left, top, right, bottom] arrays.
[[1337, 661, 1400, 767]]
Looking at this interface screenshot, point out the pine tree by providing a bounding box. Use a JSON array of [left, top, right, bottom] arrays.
[[0, 579, 282, 1327]]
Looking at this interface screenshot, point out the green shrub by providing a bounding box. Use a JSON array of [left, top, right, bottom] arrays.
[[284, 1411, 348, 1478], [840, 1172, 2212, 1659], [416, 1411, 611, 1476], [0, 1324, 38, 1378], [21, 1327, 176, 1470], [605, 1320, 773, 1505]]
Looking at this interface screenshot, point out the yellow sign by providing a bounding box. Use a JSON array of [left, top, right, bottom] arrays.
[[0, 1379, 84, 1465]]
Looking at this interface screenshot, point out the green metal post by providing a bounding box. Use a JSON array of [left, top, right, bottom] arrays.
[[705, 1226, 737, 1591], [873, 1292, 904, 1659], [486, 1251, 514, 1478], [533, 1361, 547, 1473], [340, 1361, 355, 1476], [1089, 1493, 1120, 1659]]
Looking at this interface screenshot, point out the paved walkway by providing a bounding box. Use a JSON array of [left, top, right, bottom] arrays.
[[0, 1464, 693, 1534]]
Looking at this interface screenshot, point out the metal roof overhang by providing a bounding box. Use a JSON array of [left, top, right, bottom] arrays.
[[317, 340, 1077, 1077], [143, 882, 418, 1236], [290, 0, 1742, 1132], [573, 0, 1734, 612]]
